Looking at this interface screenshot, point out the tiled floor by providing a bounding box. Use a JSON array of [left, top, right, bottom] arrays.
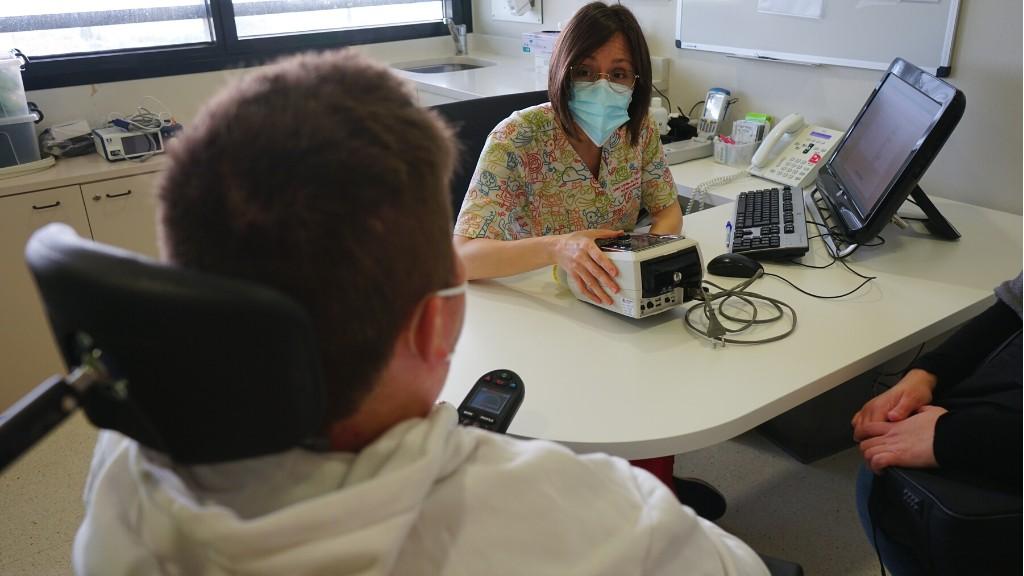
[[0, 413, 95, 575], [676, 432, 880, 575], [0, 413, 880, 575]]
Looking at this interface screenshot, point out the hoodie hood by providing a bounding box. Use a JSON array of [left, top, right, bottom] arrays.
[[74, 404, 471, 576]]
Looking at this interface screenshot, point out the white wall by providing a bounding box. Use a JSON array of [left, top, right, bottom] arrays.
[[475, 0, 1023, 215]]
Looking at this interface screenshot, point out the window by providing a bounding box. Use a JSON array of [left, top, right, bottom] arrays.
[[0, 1, 470, 90]]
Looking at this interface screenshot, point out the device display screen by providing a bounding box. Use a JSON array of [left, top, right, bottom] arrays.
[[831, 74, 940, 217], [123, 133, 156, 156], [468, 387, 511, 414], [703, 92, 727, 121]]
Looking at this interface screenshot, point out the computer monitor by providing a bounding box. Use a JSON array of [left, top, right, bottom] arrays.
[[813, 58, 965, 245]]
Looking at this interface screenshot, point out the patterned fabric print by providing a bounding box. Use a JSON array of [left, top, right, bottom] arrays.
[[454, 104, 677, 240]]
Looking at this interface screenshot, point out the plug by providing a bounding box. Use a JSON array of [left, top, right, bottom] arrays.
[[705, 305, 727, 347]]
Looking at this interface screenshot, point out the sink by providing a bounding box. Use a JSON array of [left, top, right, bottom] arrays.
[[394, 57, 495, 74]]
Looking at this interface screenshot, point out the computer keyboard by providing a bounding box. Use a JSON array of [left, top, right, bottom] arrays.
[[729, 186, 809, 259]]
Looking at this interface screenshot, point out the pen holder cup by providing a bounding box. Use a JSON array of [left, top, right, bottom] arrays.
[[713, 139, 758, 167]]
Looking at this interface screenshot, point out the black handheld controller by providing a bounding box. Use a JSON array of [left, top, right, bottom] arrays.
[[457, 369, 525, 433]]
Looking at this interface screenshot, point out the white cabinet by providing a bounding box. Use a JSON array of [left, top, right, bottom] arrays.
[[82, 173, 161, 258], [0, 186, 93, 410], [0, 171, 161, 411]]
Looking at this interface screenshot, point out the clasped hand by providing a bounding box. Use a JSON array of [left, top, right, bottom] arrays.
[[851, 369, 945, 473], [555, 229, 623, 305]]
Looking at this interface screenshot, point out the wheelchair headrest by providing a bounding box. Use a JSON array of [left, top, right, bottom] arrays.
[[25, 224, 325, 464]]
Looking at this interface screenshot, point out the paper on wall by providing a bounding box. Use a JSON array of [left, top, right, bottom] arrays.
[[756, 0, 824, 19]]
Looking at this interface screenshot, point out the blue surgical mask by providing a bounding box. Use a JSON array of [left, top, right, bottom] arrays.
[[568, 80, 633, 147]]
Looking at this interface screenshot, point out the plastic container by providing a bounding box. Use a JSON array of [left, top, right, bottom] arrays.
[[713, 137, 757, 167], [522, 31, 559, 75], [0, 49, 29, 119], [0, 112, 41, 168], [650, 97, 670, 136]]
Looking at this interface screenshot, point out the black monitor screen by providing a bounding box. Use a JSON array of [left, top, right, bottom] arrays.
[[831, 74, 940, 218]]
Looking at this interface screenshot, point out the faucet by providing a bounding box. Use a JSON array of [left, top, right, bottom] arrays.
[[445, 18, 468, 56]]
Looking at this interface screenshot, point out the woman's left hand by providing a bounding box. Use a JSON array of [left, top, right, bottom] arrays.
[[858, 405, 948, 473]]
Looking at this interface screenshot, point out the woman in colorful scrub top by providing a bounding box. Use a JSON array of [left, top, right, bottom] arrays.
[[453, 1, 682, 305]]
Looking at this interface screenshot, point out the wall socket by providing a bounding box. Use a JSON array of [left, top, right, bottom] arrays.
[[491, 0, 543, 24]]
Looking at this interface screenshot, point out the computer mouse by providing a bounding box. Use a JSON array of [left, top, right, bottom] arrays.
[[706, 253, 764, 278]]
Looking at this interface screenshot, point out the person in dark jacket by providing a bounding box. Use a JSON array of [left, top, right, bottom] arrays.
[[851, 272, 1022, 575]]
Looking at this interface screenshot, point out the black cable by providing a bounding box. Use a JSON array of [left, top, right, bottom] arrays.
[[688, 100, 704, 117], [764, 272, 875, 299], [652, 84, 673, 115]]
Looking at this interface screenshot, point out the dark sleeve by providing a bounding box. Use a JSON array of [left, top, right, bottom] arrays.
[[933, 407, 1022, 486], [912, 300, 1021, 394]]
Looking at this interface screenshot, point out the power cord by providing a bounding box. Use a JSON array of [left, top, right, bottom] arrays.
[[684, 270, 798, 346]]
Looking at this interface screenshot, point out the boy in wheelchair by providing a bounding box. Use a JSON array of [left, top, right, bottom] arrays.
[[67, 50, 768, 574]]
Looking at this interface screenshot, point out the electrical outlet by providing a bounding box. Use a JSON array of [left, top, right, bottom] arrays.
[[491, 0, 542, 24]]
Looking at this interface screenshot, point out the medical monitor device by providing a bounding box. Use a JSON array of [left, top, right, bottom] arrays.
[[558, 234, 704, 319], [810, 58, 965, 248]]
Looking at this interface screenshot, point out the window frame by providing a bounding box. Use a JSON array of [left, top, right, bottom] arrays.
[[16, 0, 472, 90]]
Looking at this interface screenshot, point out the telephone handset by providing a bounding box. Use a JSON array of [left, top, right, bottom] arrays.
[[748, 113, 844, 189]]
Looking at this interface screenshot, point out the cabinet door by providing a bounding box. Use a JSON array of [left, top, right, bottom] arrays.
[[0, 186, 92, 411], [81, 173, 160, 259]]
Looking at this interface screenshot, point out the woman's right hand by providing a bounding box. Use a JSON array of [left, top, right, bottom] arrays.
[[851, 368, 937, 442], [554, 229, 624, 305]]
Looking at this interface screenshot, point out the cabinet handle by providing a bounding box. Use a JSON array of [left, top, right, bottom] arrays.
[[32, 201, 61, 210], [105, 190, 133, 199]]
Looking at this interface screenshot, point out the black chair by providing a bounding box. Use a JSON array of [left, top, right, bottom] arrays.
[[0, 223, 325, 469], [431, 89, 549, 222]]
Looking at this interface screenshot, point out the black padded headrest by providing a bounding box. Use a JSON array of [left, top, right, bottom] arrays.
[[25, 224, 325, 464]]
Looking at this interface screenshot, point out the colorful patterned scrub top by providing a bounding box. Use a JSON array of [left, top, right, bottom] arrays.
[[453, 103, 677, 240]]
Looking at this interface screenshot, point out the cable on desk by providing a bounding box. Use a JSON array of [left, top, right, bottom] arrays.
[[684, 270, 798, 346]]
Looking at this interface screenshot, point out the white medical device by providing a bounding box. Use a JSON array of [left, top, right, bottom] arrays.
[[559, 234, 704, 319], [92, 126, 164, 161], [663, 87, 732, 165]]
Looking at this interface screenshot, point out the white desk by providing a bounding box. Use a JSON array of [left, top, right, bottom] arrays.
[[669, 157, 764, 206], [439, 197, 1022, 460]]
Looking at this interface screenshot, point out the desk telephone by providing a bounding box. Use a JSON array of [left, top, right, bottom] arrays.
[[749, 113, 844, 189]]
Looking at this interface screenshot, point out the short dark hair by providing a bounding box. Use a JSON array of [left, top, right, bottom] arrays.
[[158, 49, 457, 424], [548, 1, 653, 147]]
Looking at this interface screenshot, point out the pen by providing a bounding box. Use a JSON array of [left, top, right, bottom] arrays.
[[725, 221, 733, 249]]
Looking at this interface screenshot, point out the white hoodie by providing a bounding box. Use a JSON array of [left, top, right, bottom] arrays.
[[74, 403, 768, 575]]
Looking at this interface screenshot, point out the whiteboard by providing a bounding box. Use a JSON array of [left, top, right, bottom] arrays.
[[675, 0, 960, 77]]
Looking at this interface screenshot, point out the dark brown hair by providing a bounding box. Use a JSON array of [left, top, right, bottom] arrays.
[[158, 49, 457, 424], [548, 1, 653, 147]]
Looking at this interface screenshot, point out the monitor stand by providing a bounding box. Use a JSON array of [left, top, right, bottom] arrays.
[[805, 185, 960, 258], [908, 185, 961, 240]]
